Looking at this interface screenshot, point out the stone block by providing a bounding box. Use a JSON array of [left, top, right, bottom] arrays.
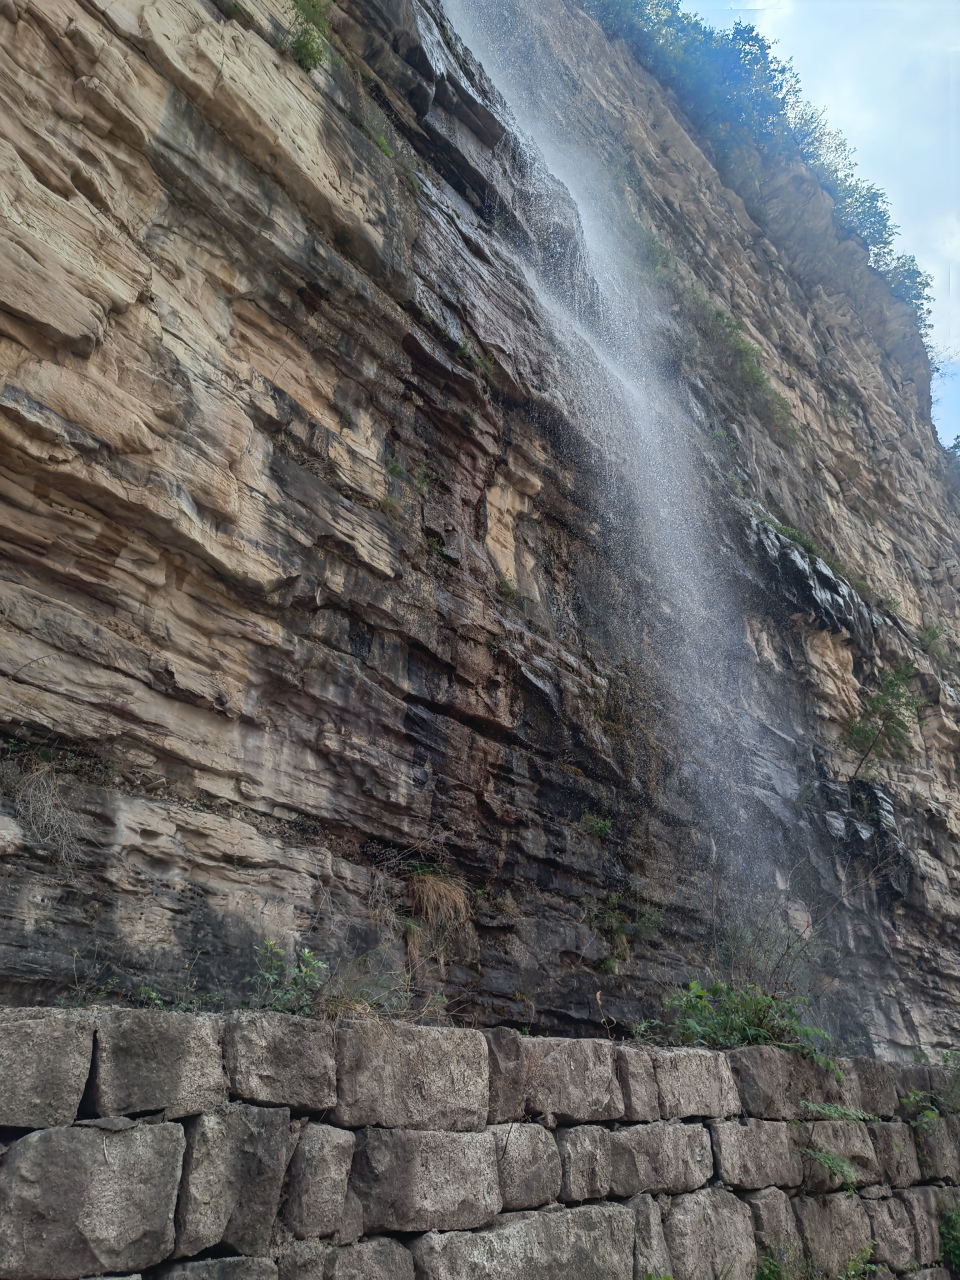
[[726, 1045, 841, 1119], [897, 1186, 952, 1266], [629, 1193, 673, 1277], [222, 1012, 336, 1111], [744, 1187, 803, 1262], [283, 1122, 356, 1239], [911, 1271, 950, 1280], [557, 1125, 610, 1201], [863, 1195, 919, 1272], [484, 1029, 623, 1124], [0, 1009, 93, 1128], [792, 1193, 872, 1276], [616, 1045, 659, 1122], [333, 1022, 487, 1131], [93, 1009, 227, 1119], [488, 1123, 561, 1210], [410, 1204, 635, 1279], [915, 1113, 960, 1181], [868, 1120, 921, 1186], [662, 1187, 757, 1280], [609, 1120, 712, 1196], [710, 1119, 802, 1189], [851, 1056, 900, 1118], [350, 1128, 501, 1232], [797, 1120, 881, 1192], [326, 1239, 415, 1280], [155, 1264, 278, 1280], [649, 1048, 739, 1119], [176, 1103, 295, 1258], [0, 1121, 185, 1278]]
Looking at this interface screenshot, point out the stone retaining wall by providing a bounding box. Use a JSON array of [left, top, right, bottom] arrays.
[[1, 1009, 958, 1279]]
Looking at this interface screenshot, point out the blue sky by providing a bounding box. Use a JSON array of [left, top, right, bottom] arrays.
[[692, 0, 960, 443]]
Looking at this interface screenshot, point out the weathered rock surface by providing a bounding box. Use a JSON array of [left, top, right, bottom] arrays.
[[792, 1193, 873, 1275], [93, 1010, 227, 1120], [349, 1127, 501, 1232], [333, 1023, 487, 1130], [616, 1046, 660, 1123], [410, 1204, 635, 1279], [868, 1120, 921, 1186], [609, 1121, 713, 1196], [661, 1188, 757, 1280], [743, 1186, 803, 1262], [155, 1263, 278, 1280], [797, 1119, 881, 1192], [725, 1047, 841, 1120], [0, 1008, 93, 1128], [222, 1012, 336, 1111], [489, 1122, 562, 1210], [710, 1118, 802, 1190], [485, 1030, 623, 1124], [283, 1122, 356, 1240], [628, 1193, 673, 1277], [175, 1103, 294, 1257], [0, 1121, 184, 1279], [556, 1124, 611, 1201], [649, 1048, 739, 1120]]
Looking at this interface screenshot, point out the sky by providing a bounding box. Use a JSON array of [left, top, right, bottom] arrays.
[[691, 0, 960, 443]]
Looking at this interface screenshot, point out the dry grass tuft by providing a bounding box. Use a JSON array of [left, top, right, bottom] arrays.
[[408, 867, 471, 927]]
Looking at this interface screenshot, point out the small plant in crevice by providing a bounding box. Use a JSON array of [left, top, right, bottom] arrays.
[[411, 461, 438, 491], [581, 810, 613, 840], [385, 457, 405, 478], [244, 937, 329, 1016], [844, 660, 928, 781], [939, 1204, 960, 1269], [283, 0, 331, 71], [375, 135, 393, 157], [918, 624, 951, 666], [800, 1100, 878, 1123], [496, 576, 519, 606], [379, 495, 402, 518], [802, 1146, 861, 1195], [426, 535, 446, 557]]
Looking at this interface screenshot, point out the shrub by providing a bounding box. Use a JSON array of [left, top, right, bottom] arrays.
[[802, 1147, 860, 1195], [844, 660, 927, 780], [582, 811, 613, 839], [245, 938, 328, 1015], [285, 0, 330, 71], [940, 1205, 960, 1268]]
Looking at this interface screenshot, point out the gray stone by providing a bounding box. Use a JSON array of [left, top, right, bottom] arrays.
[[410, 1204, 635, 1279], [863, 1195, 919, 1272], [0, 1009, 93, 1128], [726, 1046, 841, 1119], [744, 1187, 803, 1262], [797, 1120, 881, 1192], [609, 1120, 712, 1196], [616, 1046, 660, 1122], [0, 1121, 184, 1278], [283, 1123, 356, 1240], [155, 1263, 278, 1280], [628, 1193, 673, 1277], [897, 1186, 952, 1266], [223, 1011, 336, 1111], [662, 1188, 757, 1280], [792, 1193, 872, 1275], [333, 1022, 487, 1131], [327, 1239, 415, 1280], [176, 1103, 294, 1258], [334, 1187, 364, 1247], [649, 1048, 739, 1120], [851, 1056, 900, 1118], [868, 1120, 921, 1186], [911, 1271, 951, 1280], [557, 1125, 610, 1201], [489, 1123, 561, 1210], [914, 1113, 960, 1181], [93, 1009, 227, 1119], [484, 1029, 623, 1124], [350, 1127, 501, 1232], [709, 1119, 801, 1189]]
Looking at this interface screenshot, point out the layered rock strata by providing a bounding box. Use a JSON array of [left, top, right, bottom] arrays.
[[2, 1008, 960, 1280], [0, 0, 958, 1055]]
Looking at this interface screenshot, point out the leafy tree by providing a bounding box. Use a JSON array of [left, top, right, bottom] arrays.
[[844, 661, 927, 780]]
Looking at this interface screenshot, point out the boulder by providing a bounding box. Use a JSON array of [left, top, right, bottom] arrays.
[[0, 1009, 93, 1128], [743, 1187, 803, 1262], [222, 1012, 336, 1111], [556, 1125, 610, 1201], [616, 1046, 659, 1122], [897, 1186, 953, 1266], [709, 1119, 801, 1189], [410, 1204, 635, 1279], [792, 1193, 872, 1275], [349, 1128, 501, 1232], [175, 1103, 295, 1258], [326, 1239, 416, 1280], [868, 1120, 921, 1186], [283, 1123, 356, 1239], [797, 1120, 881, 1192], [0, 1121, 184, 1279], [484, 1029, 623, 1124], [93, 1010, 227, 1119], [649, 1048, 739, 1120], [851, 1056, 900, 1118], [609, 1120, 712, 1196], [154, 1264, 278, 1280], [628, 1193, 673, 1276], [726, 1046, 841, 1119], [333, 1023, 487, 1131], [488, 1123, 561, 1210], [662, 1187, 757, 1280], [863, 1194, 920, 1272], [914, 1114, 960, 1181]]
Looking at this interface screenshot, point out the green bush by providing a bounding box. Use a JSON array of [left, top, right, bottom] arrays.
[[244, 938, 328, 1015], [844, 660, 927, 780], [285, 0, 330, 70], [582, 811, 614, 839], [940, 1205, 960, 1268]]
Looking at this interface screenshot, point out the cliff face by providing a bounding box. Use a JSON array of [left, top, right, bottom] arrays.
[[1, 0, 959, 1057]]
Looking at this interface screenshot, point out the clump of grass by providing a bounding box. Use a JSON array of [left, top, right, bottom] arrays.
[[497, 576, 519, 605], [582, 811, 613, 839], [800, 1100, 878, 1122], [407, 864, 471, 928], [0, 757, 83, 864]]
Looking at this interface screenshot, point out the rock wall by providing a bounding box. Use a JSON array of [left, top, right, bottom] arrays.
[[1, 0, 960, 1057], [2, 1006, 960, 1280]]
